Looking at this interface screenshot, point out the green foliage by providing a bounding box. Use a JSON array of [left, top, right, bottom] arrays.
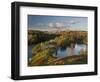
[[32, 44, 42, 53], [28, 30, 88, 66], [30, 48, 55, 66], [28, 30, 59, 45]]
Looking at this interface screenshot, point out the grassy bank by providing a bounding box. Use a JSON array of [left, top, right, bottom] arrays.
[[28, 30, 88, 66]]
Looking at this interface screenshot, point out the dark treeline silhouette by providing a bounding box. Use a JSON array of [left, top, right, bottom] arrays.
[[28, 30, 59, 45]]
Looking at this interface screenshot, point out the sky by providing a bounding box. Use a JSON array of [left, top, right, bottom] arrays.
[[28, 15, 88, 31]]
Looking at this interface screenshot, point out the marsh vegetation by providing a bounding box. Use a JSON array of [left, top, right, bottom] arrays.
[[28, 30, 88, 66]]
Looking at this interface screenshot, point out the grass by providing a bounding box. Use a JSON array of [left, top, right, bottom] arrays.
[[28, 30, 88, 66]]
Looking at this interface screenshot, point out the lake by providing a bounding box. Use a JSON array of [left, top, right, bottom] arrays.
[[28, 44, 87, 60]]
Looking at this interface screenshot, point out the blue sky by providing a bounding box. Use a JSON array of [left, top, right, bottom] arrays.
[[28, 15, 88, 31]]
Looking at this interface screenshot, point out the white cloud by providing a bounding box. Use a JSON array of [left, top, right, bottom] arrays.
[[55, 22, 64, 27], [37, 23, 44, 26], [48, 23, 54, 27], [48, 22, 65, 29]]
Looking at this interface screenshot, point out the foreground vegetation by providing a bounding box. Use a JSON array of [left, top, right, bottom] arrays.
[[28, 30, 88, 66]]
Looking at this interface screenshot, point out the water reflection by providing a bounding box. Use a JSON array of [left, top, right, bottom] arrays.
[[53, 44, 87, 58], [28, 43, 87, 60]]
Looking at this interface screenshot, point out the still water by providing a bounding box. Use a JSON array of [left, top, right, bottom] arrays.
[[28, 44, 87, 59], [53, 44, 86, 58]]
